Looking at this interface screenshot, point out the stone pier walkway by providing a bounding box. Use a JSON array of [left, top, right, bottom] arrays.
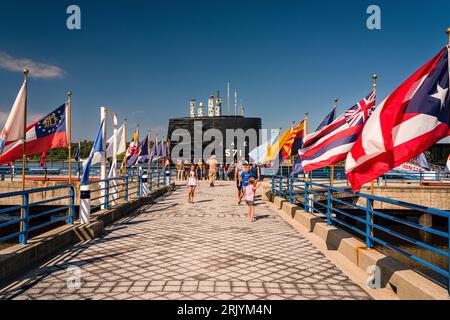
[[0, 181, 370, 300]]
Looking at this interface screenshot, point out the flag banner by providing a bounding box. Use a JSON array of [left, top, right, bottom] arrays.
[[315, 108, 336, 132], [82, 120, 105, 184], [74, 143, 80, 162], [249, 131, 279, 164], [106, 124, 126, 158], [0, 104, 68, 165], [291, 156, 304, 176], [445, 154, 450, 173], [137, 135, 148, 163], [300, 90, 376, 172], [0, 81, 27, 156], [346, 48, 449, 191], [266, 120, 306, 173], [415, 153, 431, 171]]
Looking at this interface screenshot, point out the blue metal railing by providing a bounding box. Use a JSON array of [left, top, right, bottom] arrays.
[[0, 168, 174, 245], [0, 185, 75, 245], [272, 175, 450, 294]]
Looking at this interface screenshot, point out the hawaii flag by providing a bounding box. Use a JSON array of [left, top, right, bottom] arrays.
[[346, 47, 450, 190], [300, 90, 376, 172], [0, 81, 26, 156], [0, 104, 68, 165]]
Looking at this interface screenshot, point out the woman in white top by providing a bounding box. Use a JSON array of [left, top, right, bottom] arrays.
[[187, 165, 198, 204]]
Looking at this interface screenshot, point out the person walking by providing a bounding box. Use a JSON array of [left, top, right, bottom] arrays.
[[234, 161, 244, 203], [208, 155, 218, 187], [176, 160, 183, 181], [224, 164, 229, 181], [187, 165, 198, 203], [245, 177, 258, 222], [218, 164, 224, 181], [239, 164, 252, 205], [197, 161, 203, 180]]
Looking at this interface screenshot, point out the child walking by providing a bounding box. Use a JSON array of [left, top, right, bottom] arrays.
[[245, 178, 258, 222], [187, 166, 197, 204]]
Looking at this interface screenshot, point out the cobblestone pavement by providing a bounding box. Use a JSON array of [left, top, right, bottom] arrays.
[[0, 181, 371, 300]]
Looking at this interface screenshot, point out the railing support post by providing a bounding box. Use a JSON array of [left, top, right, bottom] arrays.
[[366, 198, 373, 249], [163, 168, 167, 186], [278, 176, 282, 197], [157, 170, 161, 189], [19, 193, 29, 245], [304, 181, 309, 213], [137, 174, 141, 197], [271, 175, 275, 194], [124, 176, 129, 201], [149, 171, 153, 193], [69, 186, 75, 224], [448, 217, 450, 297], [104, 179, 109, 209], [289, 176, 293, 204], [326, 188, 332, 225]]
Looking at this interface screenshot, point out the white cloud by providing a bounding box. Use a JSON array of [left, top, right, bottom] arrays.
[[0, 52, 64, 79]]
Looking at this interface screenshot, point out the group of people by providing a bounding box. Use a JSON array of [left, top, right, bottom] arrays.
[[176, 159, 262, 183], [180, 158, 261, 222]]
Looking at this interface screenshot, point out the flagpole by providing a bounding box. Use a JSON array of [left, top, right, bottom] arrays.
[[330, 97, 338, 187], [370, 74, 377, 196], [21, 69, 29, 191], [122, 117, 127, 175], [304, 113, 308, 181], [78, 141, 81, 180], [148, 130, 151, 186], [101, 107, 107, 209], [67, 91, 72, 184]]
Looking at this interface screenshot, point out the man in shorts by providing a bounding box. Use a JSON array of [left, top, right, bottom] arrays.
[[239, 165, 252, 205], [208, 155, 218, 187]]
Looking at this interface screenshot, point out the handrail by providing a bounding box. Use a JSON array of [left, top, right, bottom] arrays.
[[0, 168, 174, 245], [272, 174, 450, 294]]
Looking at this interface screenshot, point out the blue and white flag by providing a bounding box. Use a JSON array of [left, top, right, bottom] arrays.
[[81, 120, 105, 184], [291, 156, 304, 176], [315, 108, 336, 131], [415, 153, 430, 171], [445, 154, 450, 173]]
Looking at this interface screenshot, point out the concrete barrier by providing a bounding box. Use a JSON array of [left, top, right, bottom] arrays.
[[267, 195, 449, 300], [0, 183, 175, 287]]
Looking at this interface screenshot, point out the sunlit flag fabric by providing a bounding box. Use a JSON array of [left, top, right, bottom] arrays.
[[106, 124, 126, 159], [445, 154, 450, 173], [0, 104, 68, 165], [291, 156, 304, 176], [315, 108, 336, 132], [300, 90, 376, 173], [415, 153, 431, 171], [267, 121, 306, 172], [82, 120, 105, 184], [136, 135, 149, 164], [249, 131, 280, 164], [0, 80, 26, 157], [346, 47, 450, 191]]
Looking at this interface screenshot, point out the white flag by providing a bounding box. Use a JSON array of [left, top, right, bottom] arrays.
[[0, 81, 27, 155], [106, 124, 125, 158]]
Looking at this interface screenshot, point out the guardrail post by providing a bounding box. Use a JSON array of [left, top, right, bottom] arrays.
[[365, 198, 373, 249], [104, 179, 109, 209], [137, 174, 141, 197], [448, 217, 450, 297], [19, 193, 29, 245], [271, 175, 275, 194], [289, 176, 293, 204], [163, 168, 167, 186], [278, 176, 282, 196], [124, 176, 129, 201], [149, 171, 153, 193], [69, 186, 75, 224], [304, 181, 309, 213], [80, 184, 91, 225], [326, 188, 332, 225], [157, 170, 161, 189]]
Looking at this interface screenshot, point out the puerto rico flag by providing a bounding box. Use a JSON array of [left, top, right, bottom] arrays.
[[346, 47, 450, 191], [299, 90, 376, 172], [0, 104, 68, 165]]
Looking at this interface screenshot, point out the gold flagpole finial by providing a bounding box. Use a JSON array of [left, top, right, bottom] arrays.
[[446, 28, 450, 42], [334, 97, 338, 103], [372, 73, 378, 88], [23, 69, 29, 80], [68, 91, 72, 98]]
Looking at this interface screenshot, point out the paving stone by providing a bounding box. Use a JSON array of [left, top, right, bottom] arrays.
[[0, 181, 370, 300]]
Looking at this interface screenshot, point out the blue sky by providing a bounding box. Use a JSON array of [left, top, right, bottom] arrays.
[[0, 0, 450, 141]]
